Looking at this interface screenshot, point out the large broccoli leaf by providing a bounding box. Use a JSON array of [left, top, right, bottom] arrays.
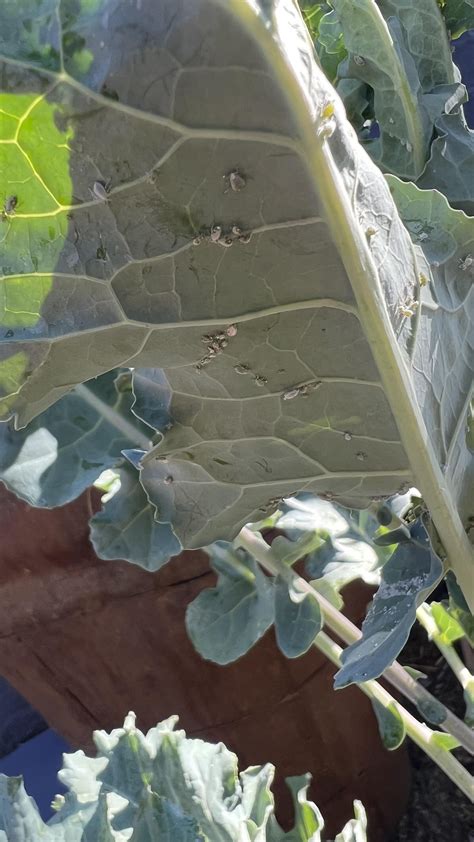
[[0, 0, 471, 598]]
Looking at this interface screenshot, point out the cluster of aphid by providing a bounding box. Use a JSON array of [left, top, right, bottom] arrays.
[[459, 253, 473, 272], [193, 223, 251, 248], [398, 295, 419, 319], [258, 495, 285, 513], [282, 380, 321, 401], [196, 323, 238, 371], [232, 363, 267, 387]]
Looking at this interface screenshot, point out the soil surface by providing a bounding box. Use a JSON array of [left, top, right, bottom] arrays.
[[391, 601, 473, 842]]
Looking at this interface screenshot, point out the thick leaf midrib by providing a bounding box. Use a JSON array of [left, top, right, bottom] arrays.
[[224, 0, 473, 602]]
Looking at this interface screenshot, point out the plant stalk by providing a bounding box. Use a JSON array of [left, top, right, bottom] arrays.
[[237, 527, 474, 755], [417, 603, 474, 698], [314, 629, 474, 801]]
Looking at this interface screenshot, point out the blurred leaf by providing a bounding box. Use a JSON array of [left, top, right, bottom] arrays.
[[371, 700, 406, 750], [463, 680, 474, 727], [90, 463, 181, 570], [439, 0, 474, 38], [185, 543, 274, 664], [274, 578, 322, 658], [403, 665, 428, 681], [334, 520, 443, 688]]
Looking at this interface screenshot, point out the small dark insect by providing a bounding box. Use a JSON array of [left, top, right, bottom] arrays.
[[96, 235, 107, 260], [4, 195, 17, 213], [2, 195, 18, 220]]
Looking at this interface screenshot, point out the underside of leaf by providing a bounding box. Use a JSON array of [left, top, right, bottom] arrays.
[[0, 0, 471, 598]]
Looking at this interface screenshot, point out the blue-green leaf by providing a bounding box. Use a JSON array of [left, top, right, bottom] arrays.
[[279, 775, 324, 842], [440, 0, 474, 38], [334, 801, 368, 842], [371, 700, 406, 750], [0, 370, 151, 507], [274, 577, 322, 658], [185, 543, 274, 664], [445, 571, 474, 646], [132, 368, 173, 434], [90, 463, 181, 570], [334, 520, 443, 688]]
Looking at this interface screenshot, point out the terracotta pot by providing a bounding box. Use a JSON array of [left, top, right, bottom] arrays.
[[0, 485, 409, 839]]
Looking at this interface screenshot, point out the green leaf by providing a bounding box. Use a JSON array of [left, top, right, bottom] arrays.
[[430, 731, 461, 751], [403, 665, 428, 681], [280, 775, 324, 842], [130, 791, 201, 842], [439, 0, 474, 38], [386, 177, 474, 531], [331, 0, 433, 178], [132, 368, 172, 434], [376, 0, 455, 91], [334, 801, 368, 842], [417, 113, 474, 215], [416, 696, 448, 725], [0, 1, 471, 595], [445, 571, 474, 646], [0, 776, 51, 841], [277, 496, 391, 596], [334, 520, 443, 688], [185, 543, 275, 664], [1, 712, 367, 842], [463, 679, 474, 727], [430, 601, 466, 644], [0, 370, 151, 507], [274, 577, 322, 658], [90, 462, 181, 570], [371, 700, 406, 750]]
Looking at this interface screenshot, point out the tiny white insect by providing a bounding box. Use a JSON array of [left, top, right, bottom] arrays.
[[459, 254, 473, 271], [91, 180, 110, 201], [283, 389, 300, 401]]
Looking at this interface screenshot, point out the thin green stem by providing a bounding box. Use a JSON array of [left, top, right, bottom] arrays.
[[417, 603, 474, 693], [315, 630, 474, 801], [237, 527, 474, 755]]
